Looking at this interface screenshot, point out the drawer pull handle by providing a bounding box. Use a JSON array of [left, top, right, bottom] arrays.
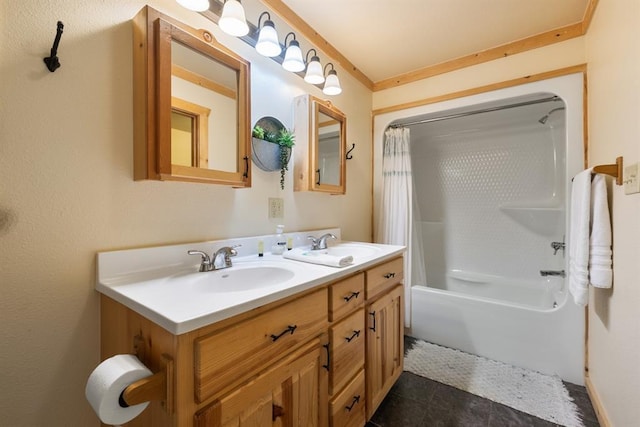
[[369, 311, 376, 332], [345, 330, 361, 342], [345, 395, 360, 412], [343, 291, 360, 302], [383, 272, 396, 279], [271, 325, 297, 342], [322, 343, 330, 371]]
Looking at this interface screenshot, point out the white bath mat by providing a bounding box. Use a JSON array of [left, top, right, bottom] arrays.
[[404, 340, 584, 427]]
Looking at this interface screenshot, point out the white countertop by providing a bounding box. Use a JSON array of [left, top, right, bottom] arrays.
[[96, 230, 405, 335]]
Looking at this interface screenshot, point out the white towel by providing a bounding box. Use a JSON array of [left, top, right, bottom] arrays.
[[589, 174, 613, 288], [569, 169, 613, 306], [283, 248, 353, 268]]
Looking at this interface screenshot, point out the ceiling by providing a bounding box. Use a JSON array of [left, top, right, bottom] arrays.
[[276, 0, 592, 86]]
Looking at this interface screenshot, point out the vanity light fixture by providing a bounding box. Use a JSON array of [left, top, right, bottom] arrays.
[[176, 0, 210, 12], [304, 49, 325, 84], [255, 12, 281, 57], [282, 32, 305, 72], [219, 0, 249, 37], [322, 63, 342, 95]]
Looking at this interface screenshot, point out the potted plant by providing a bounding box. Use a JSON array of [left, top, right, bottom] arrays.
[[251, 123, 294, 189], [275, 128, 295, 189]]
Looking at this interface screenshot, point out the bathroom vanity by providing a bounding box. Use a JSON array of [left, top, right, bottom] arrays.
[[97, 232, 404, 426]]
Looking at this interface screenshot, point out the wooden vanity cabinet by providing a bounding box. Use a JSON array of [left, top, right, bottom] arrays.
[[99, 256, 403, 427], [364, 258, 404, 419]]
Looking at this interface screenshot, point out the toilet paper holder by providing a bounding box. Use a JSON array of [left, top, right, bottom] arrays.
[[120, 353, 174, 413]]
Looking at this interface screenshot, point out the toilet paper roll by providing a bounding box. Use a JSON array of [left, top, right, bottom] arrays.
[[85, 354, 153, 425]]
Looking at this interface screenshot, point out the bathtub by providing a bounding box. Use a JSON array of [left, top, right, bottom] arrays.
[[409, 272, 585, 385]]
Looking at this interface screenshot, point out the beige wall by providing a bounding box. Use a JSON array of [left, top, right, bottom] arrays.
[[585, 1, 640, 425], [0, 1, 371, 425]]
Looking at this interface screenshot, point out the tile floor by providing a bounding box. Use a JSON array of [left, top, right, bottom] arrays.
[[367, 337, 600, 427]]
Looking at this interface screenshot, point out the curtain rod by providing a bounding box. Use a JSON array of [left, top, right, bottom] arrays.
[[390, 96, 561, 128]]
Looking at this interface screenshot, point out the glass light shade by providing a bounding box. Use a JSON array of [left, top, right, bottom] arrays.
[[282, 41, 305, 72], [176, 0, 210, 12], [323, 70, 342, 95], [219, 0, 249, 37], [304, 57, 325, 84], [255, 22, 281, 57]]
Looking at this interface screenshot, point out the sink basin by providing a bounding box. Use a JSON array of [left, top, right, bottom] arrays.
[[326, 243, 382, 259], [178, 264, 296, 293]]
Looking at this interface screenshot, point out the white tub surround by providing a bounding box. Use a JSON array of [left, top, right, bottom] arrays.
[[96, 229, 404, 334], [374, 73, 586, 385]]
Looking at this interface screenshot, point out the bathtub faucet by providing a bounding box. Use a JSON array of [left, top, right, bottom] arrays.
[[540, 270, 565, 278], [551, 241, 565, 255]]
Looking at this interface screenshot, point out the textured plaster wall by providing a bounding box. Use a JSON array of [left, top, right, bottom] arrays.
[[585, 1, 640, 424], [0, 1, 372, 425]]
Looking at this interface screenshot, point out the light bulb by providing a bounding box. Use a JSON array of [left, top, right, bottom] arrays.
[[219, 0, 249, 37], [323, 70, 342, 95], [282, 40, 305, 72], [256, 21, 281, 57], [176, 0, 210, 12]]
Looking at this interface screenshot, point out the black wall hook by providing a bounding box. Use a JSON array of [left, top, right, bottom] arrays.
[[43, 21, 64, 72], [346, 143, 355, 160]]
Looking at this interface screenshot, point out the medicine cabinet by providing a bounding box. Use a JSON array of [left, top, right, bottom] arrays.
[[293, 95, 347, 194], [133, 6, 251, 187]]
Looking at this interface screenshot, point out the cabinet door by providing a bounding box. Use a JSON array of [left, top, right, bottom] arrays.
[[365, 284, 403, 419], [194, 339, 327, 427]]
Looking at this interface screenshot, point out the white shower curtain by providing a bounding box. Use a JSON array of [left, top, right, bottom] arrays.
[[375, 127, 426, 327]]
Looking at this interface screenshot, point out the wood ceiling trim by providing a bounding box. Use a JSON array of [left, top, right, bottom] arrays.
[[581, 0, 599, 33], [373, 22, 585, 91], [261, 0, 597, 93], [261, 0, 374, 90], [372, 64, 587, 116]]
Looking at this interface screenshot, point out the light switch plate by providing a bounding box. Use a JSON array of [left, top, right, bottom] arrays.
[[624, 162, 639, 195], [268, 197, 284, 218]]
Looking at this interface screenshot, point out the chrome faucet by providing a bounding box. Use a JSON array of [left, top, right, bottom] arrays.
[[307, 233, 337, 250], [551, 241, 565, 255], [540, 270, 565, 278], [188, 245, 240, 272]]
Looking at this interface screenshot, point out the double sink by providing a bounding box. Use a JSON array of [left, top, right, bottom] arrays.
[[97, 237, 404, 334]]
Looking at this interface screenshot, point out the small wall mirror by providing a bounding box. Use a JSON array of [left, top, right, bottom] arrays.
[[294, 95, 346, 194], [133, 7, 251, 187]]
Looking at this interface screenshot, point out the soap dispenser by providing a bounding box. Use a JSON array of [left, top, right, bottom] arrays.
[[272, 225, 286, 255]]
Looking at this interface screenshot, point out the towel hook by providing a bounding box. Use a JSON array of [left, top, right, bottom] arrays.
[[43, 21, 64, 72], [346, 143, 355, 160]]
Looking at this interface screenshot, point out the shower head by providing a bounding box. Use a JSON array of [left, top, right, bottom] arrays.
[[538, 107, 565, 124]]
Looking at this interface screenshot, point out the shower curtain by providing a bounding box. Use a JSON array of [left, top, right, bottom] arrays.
[[375, 127, 426, 327]]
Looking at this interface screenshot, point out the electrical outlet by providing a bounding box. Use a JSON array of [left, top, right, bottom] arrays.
[[268, 198, 284, 219], [624, 163, 639, 195]]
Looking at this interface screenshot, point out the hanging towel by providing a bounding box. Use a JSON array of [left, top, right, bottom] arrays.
[[569, 169, 613, 306], [589, 174, 613, 288]]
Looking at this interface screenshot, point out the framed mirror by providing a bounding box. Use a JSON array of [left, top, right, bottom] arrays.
[[293, 95, 346, 194], [133, 7, 251, 187]]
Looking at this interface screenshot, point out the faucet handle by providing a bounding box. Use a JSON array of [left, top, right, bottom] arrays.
[[188, 250, 211, 272], [307, 236, 319, 250]]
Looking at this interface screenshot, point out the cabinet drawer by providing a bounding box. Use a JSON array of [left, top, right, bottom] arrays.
[[194, 289, 328, 403], [329, 308, 365, 395], [330, 369, 365, 427], [365, 257, 403, 299], [329, 273, 364, 321]]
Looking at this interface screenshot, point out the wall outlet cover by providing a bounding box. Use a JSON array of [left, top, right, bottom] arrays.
[[268, 197, 284, 218], [624, 163, 639, 195]]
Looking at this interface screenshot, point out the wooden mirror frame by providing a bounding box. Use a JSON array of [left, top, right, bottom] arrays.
[[294, 95, 346, 194], [133, 6, 251, 187]]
